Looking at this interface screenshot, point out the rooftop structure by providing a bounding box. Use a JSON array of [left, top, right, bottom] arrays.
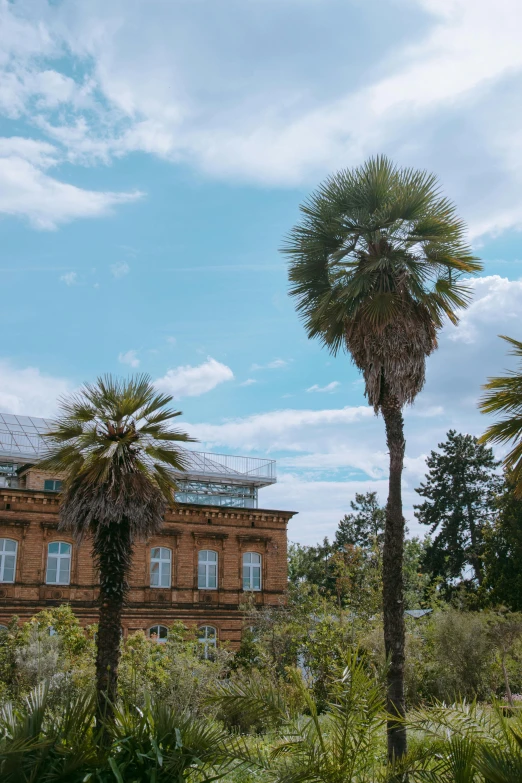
[[0, 412, 275, 509]]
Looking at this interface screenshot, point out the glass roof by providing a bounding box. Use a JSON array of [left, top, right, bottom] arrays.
[[0, 412, 275, 486]]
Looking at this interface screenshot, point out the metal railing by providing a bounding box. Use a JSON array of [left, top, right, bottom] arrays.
[[0, 427, 276, 486]]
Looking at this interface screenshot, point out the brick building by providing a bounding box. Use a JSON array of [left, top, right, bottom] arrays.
[[0, 413, 295, 650]]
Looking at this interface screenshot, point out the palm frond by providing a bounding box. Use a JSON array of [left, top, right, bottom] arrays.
[[283, 155, 481, 408], [479, 335, 522, 496]]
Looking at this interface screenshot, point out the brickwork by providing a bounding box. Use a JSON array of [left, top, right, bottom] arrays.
[[0, 485, 294, 648]]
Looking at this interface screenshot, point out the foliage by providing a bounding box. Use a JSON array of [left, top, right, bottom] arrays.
[[334, 491, 385, 550], [288, 504, 430, 612], [404, 701, 522, 782], [415, 430, 502, 589], [106, 696, 233, 782], [282, 155, 480, 407], [482, 474, 522, 611], [403, 536, 432, 609], [118, 623, 232, 716], [0, 681, 98, 783], [480, 334, 522, 498], [221, 652, 388, 783], [0, 606, 95, 704]]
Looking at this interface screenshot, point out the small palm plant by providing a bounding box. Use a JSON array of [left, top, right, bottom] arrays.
[[214, 652, 388, 783], [404, 700, 522, 782], [479, 335, 522, 497], [0, 681, 98, 782], [283, 156, 481, 759], [39, 375, 194, 721]]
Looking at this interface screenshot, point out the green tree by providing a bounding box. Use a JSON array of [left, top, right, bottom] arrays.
[[480, 335, 522, 496], [283, 155, 480, 759], [334, 491, 385, 550], [486, 610, 522, 707], [415, 430, 502, 590], [288, 538, 336, 594], [403, 536, 431, 609], [482, 473, 522, 611], [39, 375, 193, 722]]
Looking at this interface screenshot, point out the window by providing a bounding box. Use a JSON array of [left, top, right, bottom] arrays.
[[148, 625, 168, 643], [46, 542, 71, 585], [243, 552, 262, 591], [0, 539, 17, 583], [198, 625, 217, 659], [198, 550, 217, 590], [150, 547, 171, 588], [44, 479, 63, 492]]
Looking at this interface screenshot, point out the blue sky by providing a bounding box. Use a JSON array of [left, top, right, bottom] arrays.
[[1, 0, 522, 544]]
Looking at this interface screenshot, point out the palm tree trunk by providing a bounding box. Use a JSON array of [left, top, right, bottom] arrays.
[[94, 517, 133, 728], [380, 385, 407, 761]]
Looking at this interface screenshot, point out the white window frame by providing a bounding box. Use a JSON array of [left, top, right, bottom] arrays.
[[46, 541, 71, 585], [0, 539, 17, 583], [198, 625, 217, 659], [148, 624, 168, 644], [150, 547, 172, 588], [198, 550, 218, 590], [44, 479, 63, 492], [243, 552, 262, 591]]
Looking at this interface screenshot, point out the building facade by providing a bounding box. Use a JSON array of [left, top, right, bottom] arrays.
[[0, 413, 295, 649]]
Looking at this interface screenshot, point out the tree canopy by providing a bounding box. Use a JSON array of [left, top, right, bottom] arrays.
[[415, 430, 502, 589]]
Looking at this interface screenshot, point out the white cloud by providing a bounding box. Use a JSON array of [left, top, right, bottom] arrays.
[[306, 381, 340, 393], [60, 271, 77, 286], [0, 154, 143, 229], [118, 350, 140, 368], [0, 360, 73, 419], [166, 336, 177, 345], [2, 1, 522, 235], [0, 137, 57, 167], [155, 357, 234, 399], [251, 359, 288, 371], [111, 261, 130, 278], [240, 378, 257, 387]]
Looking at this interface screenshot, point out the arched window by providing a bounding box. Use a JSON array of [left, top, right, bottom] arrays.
[[46, 542, 71, 585], [148, 624, 168, 644], [0, 624, 8, 633], [0, 539, 17, 583], [198, 625, 217, 659], [150, 547, 171, 588], [243, 552, 262, 591], [198, 550, 217, 590]]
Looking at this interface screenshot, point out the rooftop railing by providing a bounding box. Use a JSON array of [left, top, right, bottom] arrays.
[[0, 427, 276, 486]]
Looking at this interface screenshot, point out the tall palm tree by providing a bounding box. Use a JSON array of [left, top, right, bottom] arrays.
[[39, 375, 194, 721], [282, 156, 481, 760], [479, 335, 522, 496]]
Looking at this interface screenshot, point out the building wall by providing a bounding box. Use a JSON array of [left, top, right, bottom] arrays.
[[0, 486, 293, 648]]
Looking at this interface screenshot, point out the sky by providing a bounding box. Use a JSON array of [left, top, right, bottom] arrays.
[[1, 0, 522, 545]]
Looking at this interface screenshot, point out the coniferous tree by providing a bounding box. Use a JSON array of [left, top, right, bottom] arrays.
[[414, 430, 502, 589], [334, 491, 385, 550], [482, 473, 522, 611]]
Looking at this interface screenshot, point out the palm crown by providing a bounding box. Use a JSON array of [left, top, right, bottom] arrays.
[[40, 374, 195, 540], [283, 156, 481, 408], [480, 335, 522, 496]]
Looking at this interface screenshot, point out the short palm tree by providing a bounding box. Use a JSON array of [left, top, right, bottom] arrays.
[[282, 156, 481, 760], [479, 335, 522, 496], [39, 375, 193, 721]]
